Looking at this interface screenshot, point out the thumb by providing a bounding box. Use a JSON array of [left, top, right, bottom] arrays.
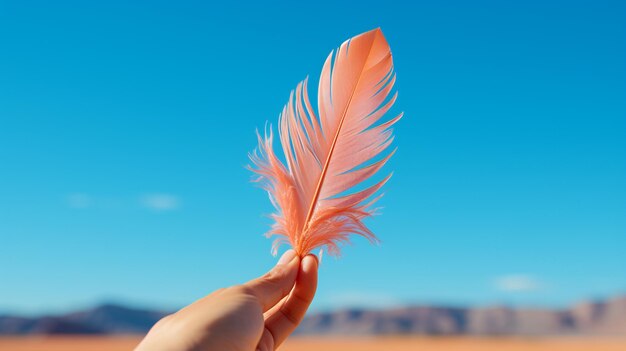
[[242, 250, 300, 311]]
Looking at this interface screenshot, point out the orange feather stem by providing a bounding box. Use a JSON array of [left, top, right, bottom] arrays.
[[249, 28, 402, 256]]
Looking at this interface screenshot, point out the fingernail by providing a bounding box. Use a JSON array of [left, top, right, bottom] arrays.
[[277, 249, 297, 265]]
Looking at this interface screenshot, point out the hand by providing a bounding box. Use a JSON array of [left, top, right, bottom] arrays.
[[135, 250, 318, 351]]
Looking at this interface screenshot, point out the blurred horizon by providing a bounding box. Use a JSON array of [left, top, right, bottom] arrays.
[[3, 291, 626, 318], [1, 0, 625, 317]]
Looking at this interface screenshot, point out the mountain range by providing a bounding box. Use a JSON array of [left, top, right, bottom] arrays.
[[1, 295, 624, 336]]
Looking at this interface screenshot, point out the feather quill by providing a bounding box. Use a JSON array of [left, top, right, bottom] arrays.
[[250, 28, 402, 256]]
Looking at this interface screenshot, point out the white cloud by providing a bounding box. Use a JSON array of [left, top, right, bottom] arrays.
[[66, 193, 92, 208], [140, 194, 181, 211], [494, 274, 542, 292]]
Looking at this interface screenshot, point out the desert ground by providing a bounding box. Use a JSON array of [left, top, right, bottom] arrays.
[[1, 336, 626, 351]]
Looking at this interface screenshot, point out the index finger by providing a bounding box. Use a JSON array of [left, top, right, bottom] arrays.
[[242, 250, 300, 311], [263, 254, 318, 348]]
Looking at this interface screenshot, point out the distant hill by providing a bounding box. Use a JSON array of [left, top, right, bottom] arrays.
[[1, 296, 624, 336], [0, 304, 167, 335], [298, 295, 626, 336]]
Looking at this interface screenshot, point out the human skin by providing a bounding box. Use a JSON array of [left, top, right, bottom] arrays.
[[135, 250, 318, 351]]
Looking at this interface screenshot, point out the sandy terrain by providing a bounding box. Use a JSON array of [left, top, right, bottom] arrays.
[[0, 336, 625, 351]]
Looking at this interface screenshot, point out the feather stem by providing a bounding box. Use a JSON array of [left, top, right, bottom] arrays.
[[301, 44, 375, 236]]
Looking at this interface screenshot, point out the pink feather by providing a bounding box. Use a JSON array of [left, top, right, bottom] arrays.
[[249, 28, 402, 257]]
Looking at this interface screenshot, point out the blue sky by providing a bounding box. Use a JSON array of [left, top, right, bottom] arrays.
[[1, 0, 625, 315]]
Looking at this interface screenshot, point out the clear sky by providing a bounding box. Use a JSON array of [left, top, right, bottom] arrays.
[[1, 0, 625, 315]]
